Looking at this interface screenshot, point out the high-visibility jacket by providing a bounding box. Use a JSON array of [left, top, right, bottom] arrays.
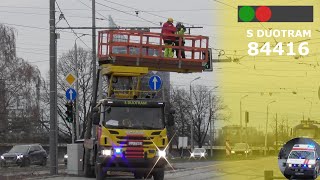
[[176, 26, 186, 42], [161, 22, 176, 41]]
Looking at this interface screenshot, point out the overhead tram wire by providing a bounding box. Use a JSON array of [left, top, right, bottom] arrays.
[[98, 0, 195, 26], [79, 0, 150, 29], [55, 1, 91, 49], [0, 4, 225, 13], [94, 1, 158, 26]]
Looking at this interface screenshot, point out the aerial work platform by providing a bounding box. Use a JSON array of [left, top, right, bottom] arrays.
[[98, 30, 210, 73]]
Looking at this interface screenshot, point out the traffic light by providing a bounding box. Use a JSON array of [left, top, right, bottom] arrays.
[[245, 111, 249, 123], [204, 48, 212, 72], [65, 102, 73, 123], [238, 6, 313, 22]]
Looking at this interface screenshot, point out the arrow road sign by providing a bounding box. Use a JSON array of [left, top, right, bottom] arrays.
[[149, 75, 162, 91], [66, 88, 77, 101]]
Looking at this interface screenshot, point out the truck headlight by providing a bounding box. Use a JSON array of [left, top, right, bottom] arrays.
[[0, 156, 4, 160], [157, 150, 166, 158], [102, 149, 112, 156], [288, 164, 292, 167]]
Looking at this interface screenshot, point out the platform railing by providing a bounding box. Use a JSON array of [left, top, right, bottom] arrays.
[[98, 30, 209, 63]]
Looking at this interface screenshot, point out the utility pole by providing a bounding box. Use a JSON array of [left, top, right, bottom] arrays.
[[49, 0, 58, 175], [84, 0, 96, 176], [264, 100, 276, 156], [190, 77, 201, 150], [240, 95, 248, 143], [92, 0, 97, 107], [275, 113, 278, 154], [209, 92, 213, 157], [74, 41, 79, 141]]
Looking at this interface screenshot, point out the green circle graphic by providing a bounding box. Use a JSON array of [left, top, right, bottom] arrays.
[[239, 6, 255, 22]]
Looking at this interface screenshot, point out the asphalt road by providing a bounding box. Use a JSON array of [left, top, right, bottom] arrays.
[[0, 156, 290, 180]]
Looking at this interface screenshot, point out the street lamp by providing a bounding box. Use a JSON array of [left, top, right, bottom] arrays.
[[190, 76, 201, 150], [240, 94, 248, 143], [264, 100, 276, 156], [303, 98, 312, 119], [74, 34, 87, 142], [208, 86, 218, 157]]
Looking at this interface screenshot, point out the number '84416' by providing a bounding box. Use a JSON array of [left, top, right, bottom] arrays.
[[248, 42, 309, 56]]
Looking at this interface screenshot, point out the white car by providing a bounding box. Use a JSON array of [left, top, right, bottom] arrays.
[[190, 148, 207, 158], [284, 144, 320, 179]]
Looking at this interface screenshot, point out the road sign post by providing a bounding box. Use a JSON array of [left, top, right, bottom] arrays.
[[149, 75, 162, 91]]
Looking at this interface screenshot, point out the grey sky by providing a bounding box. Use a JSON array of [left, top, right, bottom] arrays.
[[0, 0, 215, 88], [3, 0, 320, 131]]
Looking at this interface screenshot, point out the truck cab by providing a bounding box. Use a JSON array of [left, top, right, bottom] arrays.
[[284, 144, 320, 179], [92, 98, 173, 180]]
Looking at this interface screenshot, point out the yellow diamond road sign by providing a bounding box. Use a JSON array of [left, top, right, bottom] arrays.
[[65, 73, 77, 86]]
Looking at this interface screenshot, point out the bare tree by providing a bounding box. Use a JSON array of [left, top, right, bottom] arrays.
[[56, 47, 93, 142], [170, 88, 191, 149], [0, 24, 46, 143], [170, 85, 227, 148]]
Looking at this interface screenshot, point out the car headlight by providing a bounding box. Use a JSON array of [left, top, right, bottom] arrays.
[[0, 156, 4, 160], [201, 153, 205, 157], [288, 163, 292, 167], [190, 153, 194, 157], [101, 149, 112, 156], [231, 151, 235, 154], [64, 154, 68, 159], [156, 150, 166, 158], [17, 155, 23, 159], [308, 164, 313, 168]]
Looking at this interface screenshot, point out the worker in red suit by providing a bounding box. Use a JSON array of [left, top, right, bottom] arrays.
[[161, 18, 176, 58]]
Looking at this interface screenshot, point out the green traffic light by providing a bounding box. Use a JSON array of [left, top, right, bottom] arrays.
[[239, 6, 255, 22]]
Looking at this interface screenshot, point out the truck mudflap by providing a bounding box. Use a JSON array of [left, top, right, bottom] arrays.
[[97, 156, 167, 172]]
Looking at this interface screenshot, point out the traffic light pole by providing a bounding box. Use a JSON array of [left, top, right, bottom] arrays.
[[72, 103, 75, 143]]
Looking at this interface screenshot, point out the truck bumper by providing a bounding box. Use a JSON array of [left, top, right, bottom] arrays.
[[97, 156, 167, 172]]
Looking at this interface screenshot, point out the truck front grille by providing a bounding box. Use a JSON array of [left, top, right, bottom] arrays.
[[125, 147, 144, 158]]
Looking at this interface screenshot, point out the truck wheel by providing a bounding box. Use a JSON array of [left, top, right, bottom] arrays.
[[95, 164, 105, 180], [153, 170, 164, 180]]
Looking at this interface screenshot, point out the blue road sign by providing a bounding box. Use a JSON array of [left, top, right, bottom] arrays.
[[66, 88, 77, 101], [149, 75, 162, 91]]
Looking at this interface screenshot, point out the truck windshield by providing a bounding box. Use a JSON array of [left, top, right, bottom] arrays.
[[288, 151, 315, 159], [102, 107, 164, 130]]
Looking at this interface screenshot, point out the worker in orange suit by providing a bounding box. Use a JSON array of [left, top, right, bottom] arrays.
[[161, 18, 176, 58]]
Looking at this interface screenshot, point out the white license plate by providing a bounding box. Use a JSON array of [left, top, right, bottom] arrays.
[[128, 142, 143, 146]]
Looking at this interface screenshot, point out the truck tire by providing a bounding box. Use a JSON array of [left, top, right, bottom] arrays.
[[153, 170, 164, 180], [95, 163, 105, 180]]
